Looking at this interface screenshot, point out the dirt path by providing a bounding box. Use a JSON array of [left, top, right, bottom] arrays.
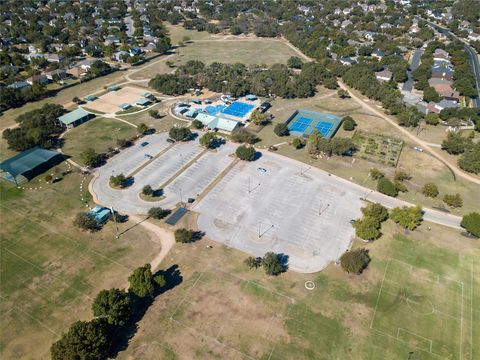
[[338, 81, 480, 185], [129, 215, 175, 271]]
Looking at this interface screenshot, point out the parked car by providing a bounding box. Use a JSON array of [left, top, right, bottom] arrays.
[[144, 154, 153, 159], [140, 141, 149, 147], [167, 138, 175, 144], [268, 146, 277, 152], [257, 167, 267, 173]]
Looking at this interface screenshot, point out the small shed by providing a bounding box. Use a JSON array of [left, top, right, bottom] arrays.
[[108, 84, 120, 91], [84, 95, 97, 102], [135, 98, 151, 107], [119, 103, 131, 110], [246, 94, 257, 101], [89, 206, 111, 223], [58, 108, 94, 128]]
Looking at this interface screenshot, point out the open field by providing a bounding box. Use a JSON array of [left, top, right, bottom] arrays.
[[85, 86, 148, 114], [166, 24, 220, 44], [61, 118, 137, 164], [117, 217, 479, 360], [0, 163, 162, 359]]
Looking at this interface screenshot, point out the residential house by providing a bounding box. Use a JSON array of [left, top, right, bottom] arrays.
[[7, 81, 30, 90], [76, 59, 95, 71], [66, 66, 87, 78], [113, 51, 129, 62], [45, 69, 68, 81], [375, 70, 392, 82], [44, 53, 64, 63], [468, 33, 480, 42], [372, 49, 385, 60], [25, 74, 48, 85], [340, 57, 356, 66], [434, 99, 459, 112]]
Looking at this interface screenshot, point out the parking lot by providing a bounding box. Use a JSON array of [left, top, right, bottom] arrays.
[[91, 133, 365, 272]]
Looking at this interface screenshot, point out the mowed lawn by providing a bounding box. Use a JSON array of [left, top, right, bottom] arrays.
[[0, 165, 161, 359], [118, 217, 479, 360], [174, 39, 303, 65], [61, 118, 137, 165]]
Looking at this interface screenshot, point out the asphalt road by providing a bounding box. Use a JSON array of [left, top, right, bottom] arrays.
[[403, 49, 423, 92]]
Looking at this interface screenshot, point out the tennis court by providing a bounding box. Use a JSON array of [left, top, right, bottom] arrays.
[[221, 101, 255, 118], [286, 109, 342, 138]]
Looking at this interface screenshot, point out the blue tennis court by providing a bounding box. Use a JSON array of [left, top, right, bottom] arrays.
[[221, 101, 254, 118], [287, 109, 342, 138], [204, 104, 226, 115]]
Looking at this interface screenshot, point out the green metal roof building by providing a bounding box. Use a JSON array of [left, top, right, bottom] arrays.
[[58, 108, 94, 128], [0, 147, 64, 185]]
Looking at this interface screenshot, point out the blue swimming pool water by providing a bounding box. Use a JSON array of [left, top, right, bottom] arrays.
[[204, 104, 226, 115], [221, 101, 254, 118]]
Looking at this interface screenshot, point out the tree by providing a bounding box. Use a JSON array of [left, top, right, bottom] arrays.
[[458, 143, 480, 174], [274, 123, 289, 136], [261, 252, 286, 276], [235, 145, 256, 161], [137, 123, 148, 134], [461, 212, 480, 237], [244, 256, 262, 269], [394, 170, 410, 182], [250, 109, 269, 125], [142, 185, 153, 196], [231, 128, 258, 144], [441, 132, 471, 155], [337, 89, 350, 99], [291, 137, 303, 149], [370, 168, 384, 180], [339, 249, 371, 274], [191, 119, 203, 129], [377, 177, 398, 197], [287, 56, 303, 69], [149, 110, 160, 119], [72, 96, 82, 104], [354, 216, 381, 240], [425, 113, 440, 126], [199, 132, 218, 148], [92, 289, 131, 326], [110, 174, 127, 188], [128, 264, 155, 297], [169, 127, 192, 141], [361, 203, 389, 223], [443, 193, 463, 208], [390, 206, 423, 230], [148, 207, 171, 219], [422, 182, 439, 198], [50, 318, 111, 360], [342, 116, 357, 131], [174, 228, 195, 243], [82, 148, 102, 167], [423, 86, 441, 103], [74, 212, 100, 232]]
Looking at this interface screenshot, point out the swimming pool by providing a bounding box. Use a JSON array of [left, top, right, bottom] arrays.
[[204, 104, 226, 115]]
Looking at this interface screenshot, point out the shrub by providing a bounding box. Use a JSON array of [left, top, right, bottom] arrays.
[[422, 182, 439, 198], [175, 228, 195, 243], [142, 185, 153, 196], [443, 193, 463, 208], [390, 206, 423, 230], [74, 212, 100, 232], [148, 207, 171, 219], [369, 168, 384, 180], [354, 216, 381, 240], [274, 123, 289, 137], [110, 174, 127, 188], [340, 249, 371, 274], [461, 212, 480, 237], [137, 123, 148, 134], [361, 203, 388, 223], [342, 116, 357, 131], [377, 177, 398, 197], [231, 128, 259, 144], [236, 145, 256, 161], [425, 113, 440, 125], [394, 181, 408, 193], [45, 174, 53, 182], [291, 137, 304, 149], [82, 148, 102, 167], [199, 132, 218, 148], [149, 109, 160, 119], [394, 170, 410, 182], [244, 256, 262, 269], [191, 119, 203, 129]]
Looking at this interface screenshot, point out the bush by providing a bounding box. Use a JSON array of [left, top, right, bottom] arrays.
[[82, 148, 102, 167], [394, 181, 408, 193], [377, 177, 398, 197], [361, 203, 388, 223], [110, 174, 127, 188], [369, 168, 384, 180], [174, 228, 195, 243], [261, 252, 287, 276], [142, 185, 153, 196], [199, 132, 218, 148], [169, 127, 192, 141], [394, 170, 410, 182], [74, 212, 100, 232], [425, 113, 440, 125], [340, 249, 371, 274], [45, 174, 53, 182], [235, 145, 256, 161], [291, 137, 304, 149], [443, 193, 463, 208], [148, 207, 171, 219], [390, 206, 423, 230], [274, 123, 289, 137], [461, 212, 480, 237], [137, 123, 148, 134], [422, 182, 439, 198], [342, 116, 357, 131], [191, 119, 203, 129], [230, 128, 259, 144], [354, 216, 381, 240], [116, 138, 131, 148], [149, 110, 160, 119], [244, 256, 262, 269]]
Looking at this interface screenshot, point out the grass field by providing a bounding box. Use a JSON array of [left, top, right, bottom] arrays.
[[61, 118, 137, 164], [117, 216, 478, 360], [166, 24, 220, 44], [0, 164, 161, 359]]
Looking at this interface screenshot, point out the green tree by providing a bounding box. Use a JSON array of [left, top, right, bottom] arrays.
[[337, 89, 350, 99], [148, 207, 171, 219], [250, 109, 269, 125], [230, 128, 259, 144], [50, 318, 111, 360], [92, 289, 131, 326], [354, 216, 381, 240], [235, 145, 256, 161], [425, 113, 440, 126], [191, 119, 203, 129], [174, 228, 195, 243], [142, 185, 153, 196], [261, 252, 286, 276], [370, 168, 384, 180], [461, 212, 480, 237], [423, 86, 441, 102], [458, 143, 480, 174], [342, 116, 357, 131], [169, 127, 192, 141], [394, 170, 411, 182], [73, 212, 100, 232], [377, 177, 398, 197], [149, 110, 160, 119], [361, 203, 389, 223], [287, 56, 303, 69], [340, 249, 371, 274], [244, 256, 262, 269], [422, 182, 439, 198], [291, 137, 303, 149], [274, 123, 289, 136], [128, 264, 155, 298], [137, 123, 148, 134], [443, 193, 463, 208], [199, 132, 218, 148], [390, 206, 423, 230], [81, 148, 102, 167], [441, 132, 471, 155], [110, 174, 127, 188]]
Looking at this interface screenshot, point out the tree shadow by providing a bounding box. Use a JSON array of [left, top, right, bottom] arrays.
[[277, 253, 289, 273], [253, 151, 263, 161], [108, 265, 183, 358], [192, 230, 205, 242]]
